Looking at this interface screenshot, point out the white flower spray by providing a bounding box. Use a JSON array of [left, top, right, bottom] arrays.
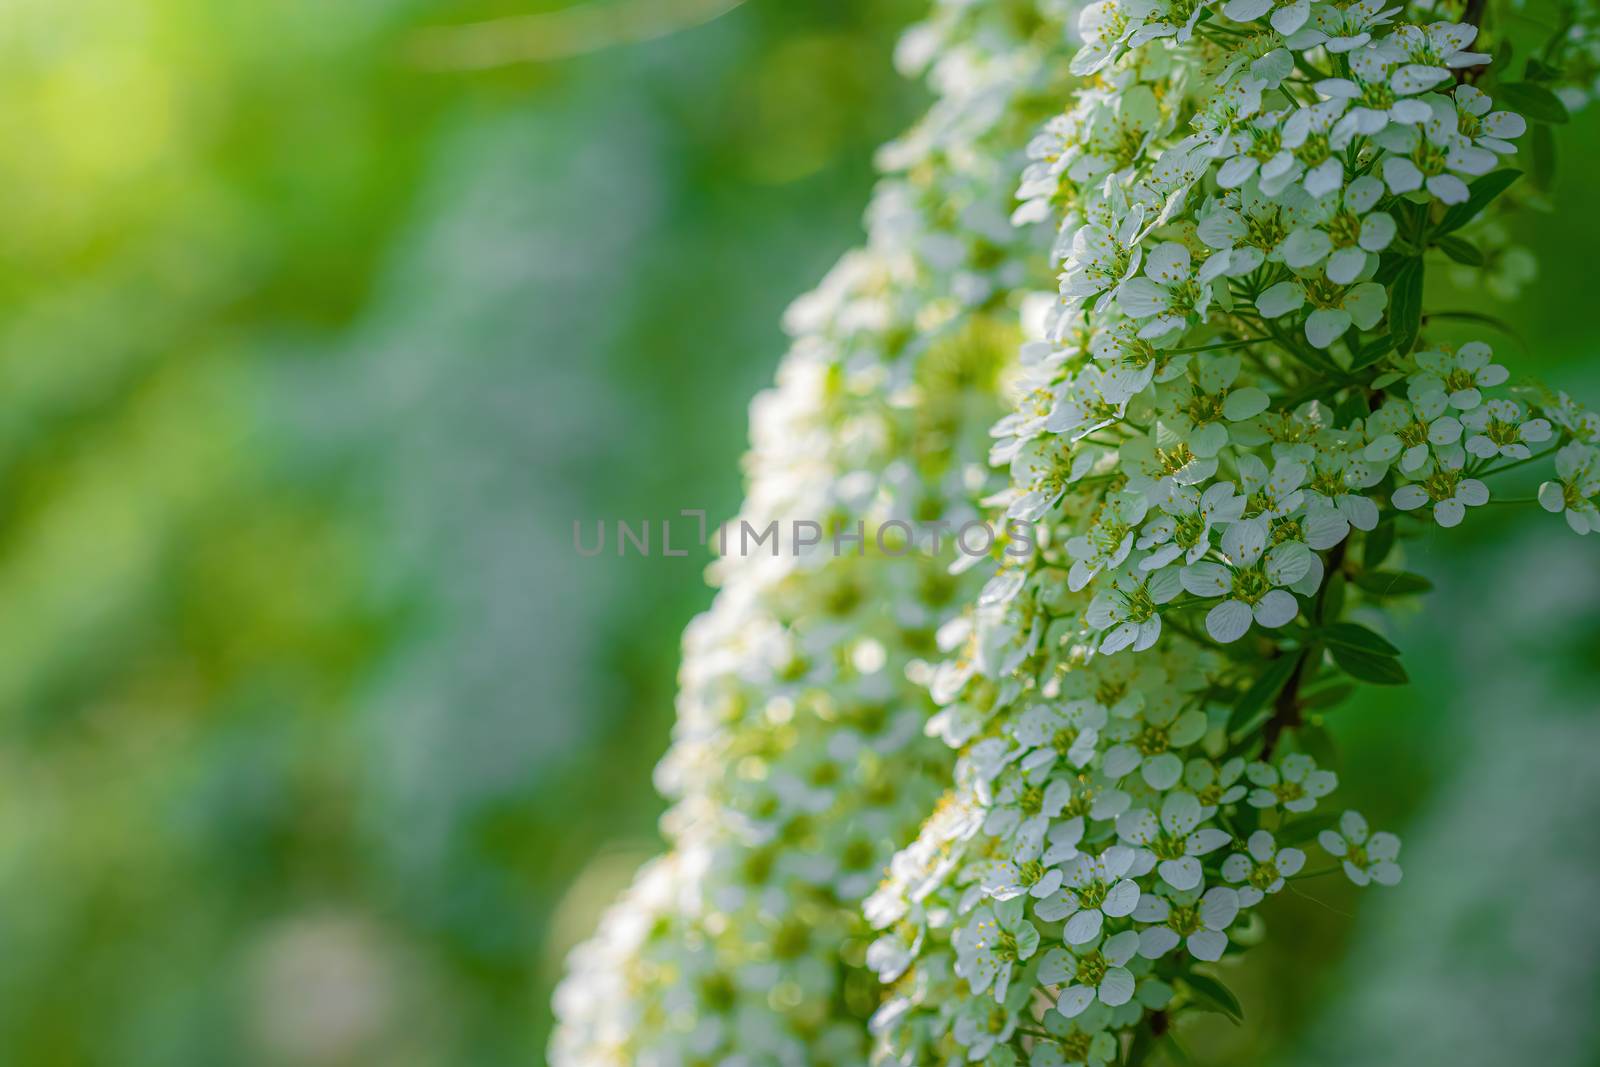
[[552, 0, 1600, 1062], [867, 0, 1600, 1063], [549, 3, 1078, 1063]]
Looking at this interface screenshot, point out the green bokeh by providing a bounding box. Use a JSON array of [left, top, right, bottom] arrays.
[[0, 1, 1594, 1064]]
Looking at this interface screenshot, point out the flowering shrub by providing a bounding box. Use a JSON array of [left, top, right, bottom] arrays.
[[554, 0, 1600, 1064], [549, 3, 1073, 1062], [865, 0, 1600, 1063]]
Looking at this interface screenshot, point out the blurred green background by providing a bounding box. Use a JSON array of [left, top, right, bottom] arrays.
[[0, 1, 1594, 1065]]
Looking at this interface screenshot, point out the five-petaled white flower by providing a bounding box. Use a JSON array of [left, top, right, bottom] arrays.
[[1246, 753, 1337, 812], [1040, 930, 1143, 1017], [1132, 883, 1242, 961], [1180, 518, 1312, 642], [1318, 810, 1403, 886], [1116, 791, 1232, 890], [1538, 442, 1600, 534], [1222, 829, 1307, 906], [1036, 845, 1143, 944]]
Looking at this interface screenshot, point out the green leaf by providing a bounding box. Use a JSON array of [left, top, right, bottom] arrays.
[[1388, 258, 1423, 356], [1320, 621, 1401, 658], [1297, 722, 1338, 767], [1496, 81, 1570, 124], [1320, 570, 1346, 623], [1524, 57, 1560, 82], [1435, 170, 1522, 236], [1363, 521, 1396, 570], [1229, 653, 1301, 736], [1352, 569, 1433, 597], [1349, 333, 1393, 371], [1330, 645, 1409, 686], [1278, 810, 1342, 844], [1434, 234, 1483, 266], [1531, 122, 1556, 192], [1300, 682, 1356, 710], [1184, 971, 1245, 1024]]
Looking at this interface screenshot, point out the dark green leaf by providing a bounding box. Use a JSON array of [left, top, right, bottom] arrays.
[[1387, 258, 1423, 356], [1363, 521, 1396, 570], [1320, 621, 1401, 657], [1300, 682, 1356, 710], [1184, 971, 1245, 1024], [1278, 810, 1342, 844], [1352, 569, 1433, 597], [1434, 234, 1483, 266], [1320, 571, 1346, 623], [1350, 333, 1393, 371], [1229, 654, 1301, 735], [1435, 170, 1522, 236], [1330, 645, 1409, 685], [1524, 57, 1560, 82], [1496, 81, 1570, 123], [1297, 722, 1338, 767], [1531, 123, 1556, 192]]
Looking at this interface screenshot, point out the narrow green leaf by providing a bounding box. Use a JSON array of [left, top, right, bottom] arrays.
[[1229, 654, 1301, 735], [1184, 971, 1245, 1024], [1363, 522, 1396, 570], [1330, 646, 1409, 685], [1349, 333, 1393, 371], [1496, 81, 1570, 124], [1434, 234, 1483, 266], [1388, 258, 1423, 356], [1435, 170, 1523, 236], [1300, 682, 1356, 710], [1524, 57, 1560, 82], [1320, 571, 1346, 623], [1352, 569, 1433, 597], [1320, 621, 1401, 657], [1279, 810, 1342, 844], [1531, 123, 1556, 192]]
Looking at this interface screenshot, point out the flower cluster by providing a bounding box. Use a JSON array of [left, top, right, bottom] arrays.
[[552, 0, 1600, 1062], [867, 0, 1600, 1063], [548, 3, 1076, 1063]]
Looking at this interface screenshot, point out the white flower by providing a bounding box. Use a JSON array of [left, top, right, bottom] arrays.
[[1391, 447, 1490, 528], [1448, 84, 1527, 156], [957, 898, 1041, 1001], [1157, 354, 1272, 458], [1103, 702, 1209, 789], [1069, 491, 1152, 590], [1196, 181, 1306, 276], [1255, 273, 1387, 349], [1318, 43, 1440, 145], [1279, 175, 1397, 285], [1409, 341, 1510, 412], [1461, 398, 1553, 460], [1137, 481, 1247, 569], [952, 998, 1018, 1059], [1117, 241, 1225, 337], [1086, 564, 1184, 654], [1376, 112, 1497, 205], [1295, 0, 1398, 54], [1012, 700, 1108, 775], [1116, 791, 1231, 890], [1036, 846, 1143, 944], [1183, 756, 1248, 812], [1031, 1003, 1119, 1067], [1389, 21, 1490, 78], [1180, 518, 1312, 642], [1133, 884, 1242, 961], [1538, 442, 1600, 534], [1222, 0, 1313, 37], [1318, 810, 1403, 886], [1221, 829, 1306, 906], [1363, 393, 1464, 474], [1041, 930, 1143, 1016], [1246, 753, 1337, 813]]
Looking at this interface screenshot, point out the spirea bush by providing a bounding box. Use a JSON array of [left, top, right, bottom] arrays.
[[553, 0, 1600, 1064]]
